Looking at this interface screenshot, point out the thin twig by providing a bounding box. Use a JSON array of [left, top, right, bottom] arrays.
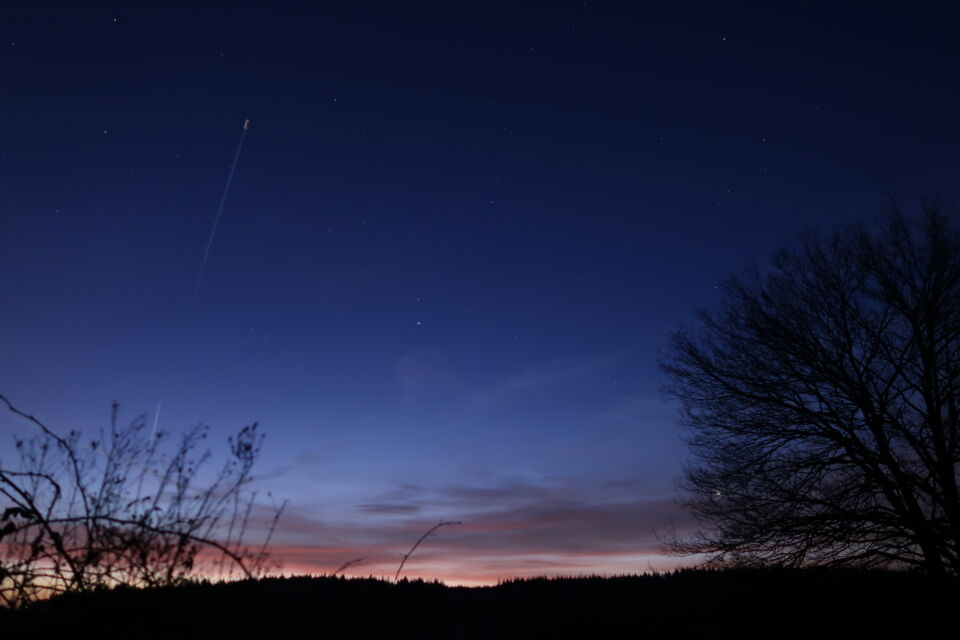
[[331, 557, 365, 577], [1, 394, 92, 519], [394, 520, 461, 582]]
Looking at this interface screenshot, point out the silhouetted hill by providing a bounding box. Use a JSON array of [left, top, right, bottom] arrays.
[[1, 568, 955, 638]]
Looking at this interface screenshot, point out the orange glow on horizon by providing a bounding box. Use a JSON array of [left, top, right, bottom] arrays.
[[259, 547, 696, 587]]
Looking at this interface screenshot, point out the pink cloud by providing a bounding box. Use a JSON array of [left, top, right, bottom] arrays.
[[255, 475, 697, 585]]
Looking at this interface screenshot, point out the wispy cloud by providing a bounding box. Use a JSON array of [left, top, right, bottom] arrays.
[[356, 503, 423, 515], [466, 355, 616, 407], [593, 394, 666, 424], [262, 474, 696, 584], [395, 350, 457, 403]]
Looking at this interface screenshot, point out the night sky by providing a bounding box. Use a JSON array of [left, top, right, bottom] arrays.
[[3, 3, 959, 584]]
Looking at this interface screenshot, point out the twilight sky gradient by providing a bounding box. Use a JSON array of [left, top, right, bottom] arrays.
[[2, 3, 959, 584]]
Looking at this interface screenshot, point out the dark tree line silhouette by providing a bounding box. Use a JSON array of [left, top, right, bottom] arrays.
[[2, 569, 957, 638], [661, 203, 960, 575]]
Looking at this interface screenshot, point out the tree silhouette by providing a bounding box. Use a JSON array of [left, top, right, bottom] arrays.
[[660, 203, 960, 575], [0, 395, 285, 607]]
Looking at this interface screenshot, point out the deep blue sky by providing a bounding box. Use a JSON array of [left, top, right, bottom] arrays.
[[2, 2, 959, 583]]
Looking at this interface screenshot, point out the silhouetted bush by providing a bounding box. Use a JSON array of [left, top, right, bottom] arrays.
[[0, 395, 284, 608]]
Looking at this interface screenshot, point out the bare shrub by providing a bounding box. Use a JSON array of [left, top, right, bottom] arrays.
[[0, 395, 285, 608]]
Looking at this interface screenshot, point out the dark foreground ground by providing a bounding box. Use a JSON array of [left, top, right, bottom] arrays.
[[2, 568, 956, 638]]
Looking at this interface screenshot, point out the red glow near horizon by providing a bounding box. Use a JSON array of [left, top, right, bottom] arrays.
[[257, 545, 695, 586]]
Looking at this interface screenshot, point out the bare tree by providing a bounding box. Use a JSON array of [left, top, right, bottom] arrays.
[[0, 395, 285, 607], [660, 203, 960, 575]]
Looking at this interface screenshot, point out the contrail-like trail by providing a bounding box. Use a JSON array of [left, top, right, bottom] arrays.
[[191, 118, 251, 301], [151, 401, 161, 438]]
